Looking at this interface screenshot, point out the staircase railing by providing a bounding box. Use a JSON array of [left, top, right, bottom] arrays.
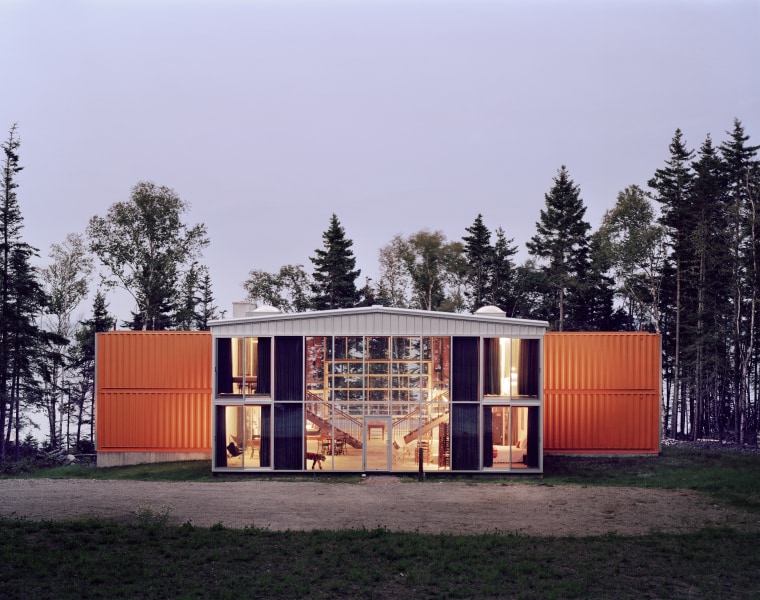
[[306, 392, 363, 448]]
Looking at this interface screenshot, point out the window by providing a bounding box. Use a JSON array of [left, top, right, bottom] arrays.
[[483, 338, 539, 398], [214, 404, 271, 469], [216, 337, 271, 396], [483, 405, 539, 469], [302, 336, 451, 472]]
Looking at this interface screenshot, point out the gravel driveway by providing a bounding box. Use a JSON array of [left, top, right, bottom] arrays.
[[2, 477, 757, 536]]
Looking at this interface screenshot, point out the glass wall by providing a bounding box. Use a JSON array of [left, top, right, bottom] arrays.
[[304, 336, 451, 472], [483, 338, 539, 398], [214, 404, 271, 468], [214, 336, 272, 470], [216, 337, 271, 396], [482, 337, 541, 470], [213, 333, 541, 473]]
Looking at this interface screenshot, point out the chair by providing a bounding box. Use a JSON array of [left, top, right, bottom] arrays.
[[393, 441, 410, 463], [335, 438, 346, 455], [321, 439, 332, 455], [227, 436, 243, 458]]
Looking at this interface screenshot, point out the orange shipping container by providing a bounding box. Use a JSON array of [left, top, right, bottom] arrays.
[[544, 332, 661, 454], [96, 331, 212, 467]]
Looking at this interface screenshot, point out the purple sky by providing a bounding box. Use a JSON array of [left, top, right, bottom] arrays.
[[2, 0, 758, 323]]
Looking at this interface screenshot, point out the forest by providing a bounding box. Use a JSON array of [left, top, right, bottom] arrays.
[[1, 118, 758, 464]]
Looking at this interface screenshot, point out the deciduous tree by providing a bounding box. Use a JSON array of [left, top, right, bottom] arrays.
[[87, 181, 209, 330], [244, 264, 312, 313]]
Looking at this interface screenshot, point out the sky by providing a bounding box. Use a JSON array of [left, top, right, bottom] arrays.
[[1, 0, 758, 324]]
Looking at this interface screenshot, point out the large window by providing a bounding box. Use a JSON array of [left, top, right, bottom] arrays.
[[303, 336, 451, 472], [216, 337, 271, 396], [483, 338, 539, 398], [214, 404, 271, 469], [483, 405, 535, 469]]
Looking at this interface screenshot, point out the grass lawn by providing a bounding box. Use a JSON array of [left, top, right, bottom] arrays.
[[1, 446, 759, 599]]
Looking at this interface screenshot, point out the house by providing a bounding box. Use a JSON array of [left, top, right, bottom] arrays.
[[95, 305, 661, 473]]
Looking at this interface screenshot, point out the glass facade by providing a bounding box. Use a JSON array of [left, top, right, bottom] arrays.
[[482, 337, 541, 470], [304, 336, 451, 472], [212, 331, 542, 473]]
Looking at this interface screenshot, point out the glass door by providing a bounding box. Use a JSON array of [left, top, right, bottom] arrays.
[[364, 417, 392, 471]]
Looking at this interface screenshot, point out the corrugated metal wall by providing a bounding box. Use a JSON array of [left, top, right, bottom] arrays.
[[95, 330, 662, 461], [96, 331, 212, 454], [544, 332, 661, 454]]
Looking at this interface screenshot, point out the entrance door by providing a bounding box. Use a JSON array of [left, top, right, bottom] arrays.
[[364, 417, 391, 471]]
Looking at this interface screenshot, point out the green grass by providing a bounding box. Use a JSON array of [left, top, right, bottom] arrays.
[[540, 448, 760, 512], [0, 520, 757, 599], [2, 447, 760, 598]]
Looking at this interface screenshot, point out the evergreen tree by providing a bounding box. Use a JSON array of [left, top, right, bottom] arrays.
[[649, 129, 695, 438], [719, 119, 760, 443], [0, 124, 46, 460], [526, 166, 591, 331], [310, 214, 360, 310], [197, 269, 220, 329], [71, 292, 115, 445], [462, 214, 494, 312], [488, 227, 519, 316], [689, 135, 731, 439], [175, 262, 202, 330]]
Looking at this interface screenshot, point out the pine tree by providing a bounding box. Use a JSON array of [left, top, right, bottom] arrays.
[[462, 214, 494, 312], [649, 129, 695, 438], [197, 269, 220, 329], [488, 227, 519, 315], [175, 262, 202, 330], [526, 166, 591, 331], [310, 214, 360, 310], [71, 292, 115, 445], [719, 119, 760, 443], [689, 135, 731, 439], [0, 124, 46, 460]]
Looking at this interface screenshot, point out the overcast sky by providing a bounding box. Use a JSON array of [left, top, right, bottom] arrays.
[[2, 0, 758, 323]]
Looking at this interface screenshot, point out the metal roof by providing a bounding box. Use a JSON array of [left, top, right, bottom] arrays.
[[209, 305, 549, 338]]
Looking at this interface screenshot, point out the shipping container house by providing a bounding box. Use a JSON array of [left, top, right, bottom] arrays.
[[95, 307, 662, 472], [210, 305, 548, 474]]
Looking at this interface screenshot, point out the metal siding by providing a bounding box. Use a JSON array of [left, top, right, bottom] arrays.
[[209, 307, 548, 339], [544, 332, 661, 454], [97, 331, 211, 390], [96, 331, 212, 454], [97, 391, 211, 451], [545, 332, 659, 391]]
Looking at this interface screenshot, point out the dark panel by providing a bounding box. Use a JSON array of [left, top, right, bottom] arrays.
[[274, 403, 303, 470], [452, 337, 479, 402], [275, 336, 303, 400], [451, 403, 479, 470]]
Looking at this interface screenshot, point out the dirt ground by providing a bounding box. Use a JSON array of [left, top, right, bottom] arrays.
[[2, 477, 758, 536]]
